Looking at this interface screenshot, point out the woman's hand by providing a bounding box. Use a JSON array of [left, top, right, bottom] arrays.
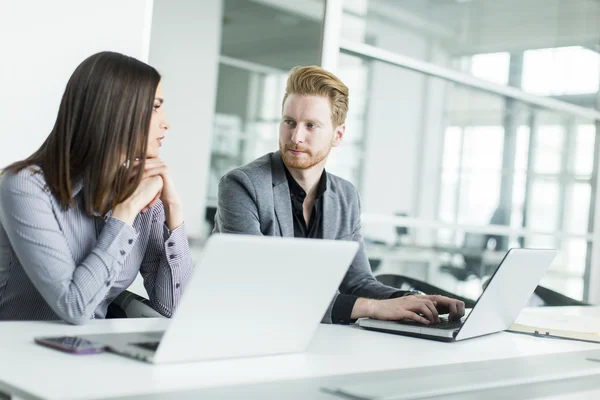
[[140, 158, 184, 230], [112, 176, 163, 226], [141, 158, 181, 210]]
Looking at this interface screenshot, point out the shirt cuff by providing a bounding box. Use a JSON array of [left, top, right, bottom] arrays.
[[163, 222, 187, 262], [163, 222, 189, 291], [96, 217, 139, 267], [388, 290, 424, 299], [332, 294, 359, 324]]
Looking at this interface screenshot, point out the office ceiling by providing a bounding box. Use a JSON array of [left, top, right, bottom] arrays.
[[374, 0, 600, 54], [219, 0, 600, 71], [220, 0, 322, 70]]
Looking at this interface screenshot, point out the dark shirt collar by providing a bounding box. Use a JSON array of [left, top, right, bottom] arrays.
[[283, 165, 327, 201]]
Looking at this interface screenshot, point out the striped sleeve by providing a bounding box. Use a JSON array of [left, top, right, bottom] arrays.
[[0, 171, 137, 324], [139, 201, 193, 317]]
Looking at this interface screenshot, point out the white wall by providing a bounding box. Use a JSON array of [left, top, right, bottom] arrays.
[[0, 0, 222, 240], [148, 0, 223, 239], [0, 0, 153, 167]]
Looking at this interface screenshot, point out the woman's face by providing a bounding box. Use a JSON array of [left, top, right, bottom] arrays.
[[146, 82, 169, 158]]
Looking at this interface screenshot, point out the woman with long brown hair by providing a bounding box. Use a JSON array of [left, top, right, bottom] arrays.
[[0, 51, 193, 324]]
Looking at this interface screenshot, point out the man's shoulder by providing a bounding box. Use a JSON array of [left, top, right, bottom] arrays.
[[233, 153, 273, 178], [327, 172, 358, 197], [220, 153, 274, 188]]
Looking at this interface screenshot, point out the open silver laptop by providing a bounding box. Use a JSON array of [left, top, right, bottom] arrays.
[[83, 234, 358, 363], [358, 248, 557, 342]]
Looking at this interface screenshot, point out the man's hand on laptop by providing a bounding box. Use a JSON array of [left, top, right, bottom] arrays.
[[353, 295, 465, 324], [420, 295, 465, 321]]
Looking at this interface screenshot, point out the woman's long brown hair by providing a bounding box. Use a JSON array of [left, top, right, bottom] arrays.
[[3, 51, 161, 216]]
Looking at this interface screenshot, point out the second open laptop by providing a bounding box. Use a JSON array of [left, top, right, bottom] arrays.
[[82, 233, 359, 364], [358, 248, 557, 342]]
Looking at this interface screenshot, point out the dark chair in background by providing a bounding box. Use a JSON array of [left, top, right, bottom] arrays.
[[367, 211, 410, 274], [376, 274, 590, 308], [376, 274, 477, 308], [106, 290, 164, 319], [439, 232, 499, 281], [205, 205, 217, 234], [530, 286, 589, 307], [439, 207, 509, 282], [393, 211, 409, 247]]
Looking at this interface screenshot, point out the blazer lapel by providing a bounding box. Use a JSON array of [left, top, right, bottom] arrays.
[[271, 152, 294, 237], [321, 175, 337, 240]]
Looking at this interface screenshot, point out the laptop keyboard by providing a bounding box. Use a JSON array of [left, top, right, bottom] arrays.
[[428, 318, 464, 330], [132, 341, 160, 351], [398, 316, 464, 330]]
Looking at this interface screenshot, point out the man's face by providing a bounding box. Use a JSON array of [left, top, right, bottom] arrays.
[[279, 94, 344, 170]]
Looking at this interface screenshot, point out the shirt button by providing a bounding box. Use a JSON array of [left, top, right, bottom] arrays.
[[175, 283, 180, 289], [128, 239, 134, 244], [120, 250, 126, 256], [169, 254, 176, 259], [167, 242, 174, 247]]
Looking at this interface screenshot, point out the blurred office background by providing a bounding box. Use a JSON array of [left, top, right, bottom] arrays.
[[2, 0, 600, 304]]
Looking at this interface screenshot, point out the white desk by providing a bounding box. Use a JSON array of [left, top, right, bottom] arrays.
[[1, 307, 600, 400]]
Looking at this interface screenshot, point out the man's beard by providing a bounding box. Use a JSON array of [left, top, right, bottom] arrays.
[[280, 143, 332, 170]]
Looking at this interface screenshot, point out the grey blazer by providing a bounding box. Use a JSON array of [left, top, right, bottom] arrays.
[[213, 151, 405, 323]]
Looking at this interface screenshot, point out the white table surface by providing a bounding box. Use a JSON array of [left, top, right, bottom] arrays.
[[1, 307, 599, 400]]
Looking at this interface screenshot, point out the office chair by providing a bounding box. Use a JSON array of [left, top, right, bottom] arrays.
[[205, 205, 217, 234], [376, 274, 477, 308], [439, 207, 510, 282], [377, 274, 590, 308], [393, 211, 409, 247], [106, 290, 165, 319], [532, 286, 589, 306], [438, 232, 499, 281], [366, 212, 410, 273]]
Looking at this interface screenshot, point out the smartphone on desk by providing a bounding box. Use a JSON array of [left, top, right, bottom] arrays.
[[34, 336, 107, 354]]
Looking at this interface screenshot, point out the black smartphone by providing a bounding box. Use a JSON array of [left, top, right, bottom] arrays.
[[34, 336, 107, 354]]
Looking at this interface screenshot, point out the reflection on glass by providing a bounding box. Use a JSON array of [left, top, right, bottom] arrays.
[[565, 183, 591, 235], [461, 126, 504, 173], [534, 125, 564, 174], [468, 52, 510, 85], [564, 238, 588, 275], [527, 180, 560, 232], [522, 46, 600, 96], [526, 234, 556, 249], [573, 124, 596, 177], [341, 0, 600, 107], [439, 171, 458, 224]]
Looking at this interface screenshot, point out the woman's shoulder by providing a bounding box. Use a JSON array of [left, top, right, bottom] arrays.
[[0, 166, 49, 197]]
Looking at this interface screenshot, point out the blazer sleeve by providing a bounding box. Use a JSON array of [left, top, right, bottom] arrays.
[[321, 190, 409, 324], [213, 169, 263, 236]]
